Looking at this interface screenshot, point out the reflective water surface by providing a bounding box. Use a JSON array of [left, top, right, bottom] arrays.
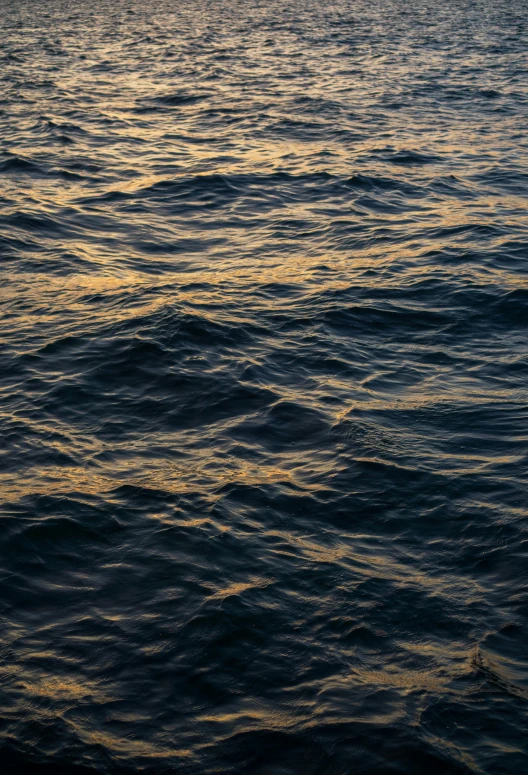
[[1, 0, 527, 772]]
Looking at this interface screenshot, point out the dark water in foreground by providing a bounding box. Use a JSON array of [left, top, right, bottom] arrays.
[[1, 0, 528, 772]]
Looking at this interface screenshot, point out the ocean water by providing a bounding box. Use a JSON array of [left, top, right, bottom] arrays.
[[1, 0, 527, 772]]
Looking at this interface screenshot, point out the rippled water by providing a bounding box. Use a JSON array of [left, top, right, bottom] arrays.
[[1, 0, 528, 772]]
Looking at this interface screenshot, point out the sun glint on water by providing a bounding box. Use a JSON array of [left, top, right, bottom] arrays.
[[1, 1, 527, 773]]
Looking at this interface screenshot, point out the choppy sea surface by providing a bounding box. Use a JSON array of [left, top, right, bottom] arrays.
[[1, 0, 528, 773]]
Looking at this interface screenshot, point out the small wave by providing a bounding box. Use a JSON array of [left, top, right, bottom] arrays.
[[0, 156, 43, 175], [134, 91, 211, 112]]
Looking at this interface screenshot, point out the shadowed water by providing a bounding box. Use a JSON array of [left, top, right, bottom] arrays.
[[1, 0, 528, 773]]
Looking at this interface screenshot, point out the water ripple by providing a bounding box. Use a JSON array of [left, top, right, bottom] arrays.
[[1, 0, 527, 773]]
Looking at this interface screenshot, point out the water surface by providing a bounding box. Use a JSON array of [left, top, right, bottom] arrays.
[[1, 0, 528, 773]]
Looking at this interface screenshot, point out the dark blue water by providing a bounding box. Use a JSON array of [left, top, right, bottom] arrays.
[[1, 0, 528, 772]]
